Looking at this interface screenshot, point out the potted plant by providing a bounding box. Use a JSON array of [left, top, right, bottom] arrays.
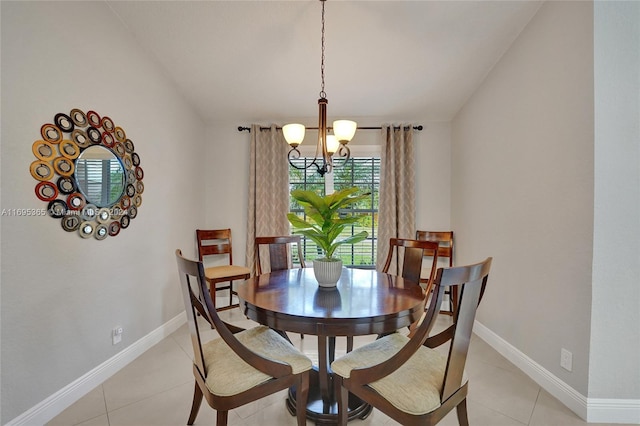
[[287, 187, 369, 287]]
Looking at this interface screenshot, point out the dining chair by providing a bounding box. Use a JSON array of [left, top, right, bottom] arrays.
[[196, 229, 250, 311], [382, 238, 440, 288], [175, 249, 311, 426], [255, 235, 307, 341], [332, 257, 492, 426], [416, 230, 456, 315], [382, 238, 440, 336], [255, 235, 305, 275]]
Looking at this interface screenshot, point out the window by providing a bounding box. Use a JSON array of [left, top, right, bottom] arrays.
[[75, 158, 125, 206], [289, 157, 380, 268]]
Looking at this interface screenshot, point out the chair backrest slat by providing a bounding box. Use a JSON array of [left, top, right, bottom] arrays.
[[416, 230, 454, 267], [255, 236, 305, 275], [268, 244, 290, 271], [175, 250, 211, 376], [382, 238, 440, 286], [441, 279, 482, 400], [437, 258, 491, 401], [196, 228, 233, 262]]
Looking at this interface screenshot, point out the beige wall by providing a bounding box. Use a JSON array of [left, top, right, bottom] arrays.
[[0, 2, 206, 423], [452, 0, 594, 394]]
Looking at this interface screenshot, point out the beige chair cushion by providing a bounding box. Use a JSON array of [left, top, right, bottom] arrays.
[[203, 325, 312, 397], [204, 265, 250, 281], [331, 333, 467, 416]]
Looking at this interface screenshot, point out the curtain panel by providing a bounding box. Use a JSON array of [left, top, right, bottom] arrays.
[[245, 124, 290, 275], [376, 124, 416, 273]]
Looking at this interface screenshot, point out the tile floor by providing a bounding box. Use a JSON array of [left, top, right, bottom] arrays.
[[48, 307, 615, 426]]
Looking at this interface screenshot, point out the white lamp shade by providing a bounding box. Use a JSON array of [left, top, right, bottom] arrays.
[[326, 135, 339, 154], [283, 123, 305, 146], [333, 120, 357, 143]]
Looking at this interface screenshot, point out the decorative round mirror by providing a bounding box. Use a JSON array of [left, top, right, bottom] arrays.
[[75, 146, 126, 207], [30, 109, 143, 240]]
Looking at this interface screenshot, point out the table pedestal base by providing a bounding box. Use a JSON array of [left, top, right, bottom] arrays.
[[286, 368, 372, 424]]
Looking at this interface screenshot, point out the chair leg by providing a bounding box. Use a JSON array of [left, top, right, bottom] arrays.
[[456, 398, 469, 426], [440, 286, 456, 315], [346, 336, 353, 353], [295, 372, 310, 426], [216, 410, 228, 426], [208, 280, 217, 309], [337, 378, 349, 426], [187, 382, 203, 425]]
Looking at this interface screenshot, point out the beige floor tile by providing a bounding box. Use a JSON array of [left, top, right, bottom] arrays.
[[168, 322, 193, 356], [467, 362, 540, 424], [438, 399, 528, 426], [46, 385, 106, 426], [467, 334, 522, 375], [48, 309, 602, 426], [529, 390, 615, 426], [170, 318, 219, 358], [106, 381, 219, 426], [240, 392, 301, 426], [75, 414, 110, 426], [350, 400, 528, 426], [230, 388, 291, 421], [102, 337, 193, 412]]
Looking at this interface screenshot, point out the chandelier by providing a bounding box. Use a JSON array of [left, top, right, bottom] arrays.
[[283, 0, 357, 177]]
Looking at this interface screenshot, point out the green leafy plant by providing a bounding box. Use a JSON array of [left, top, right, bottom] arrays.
[[287, 187, 369, 261]]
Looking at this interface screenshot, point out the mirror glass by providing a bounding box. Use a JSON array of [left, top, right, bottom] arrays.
[[74, 145, 125, 207]]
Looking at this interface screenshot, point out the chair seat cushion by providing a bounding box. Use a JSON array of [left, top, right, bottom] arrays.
[[203, 325, 312, 397], [204, 265, 250, 281], [331, 333, 467, 416]]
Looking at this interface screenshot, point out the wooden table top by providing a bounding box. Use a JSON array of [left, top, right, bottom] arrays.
[[236, 267, 425, 337]]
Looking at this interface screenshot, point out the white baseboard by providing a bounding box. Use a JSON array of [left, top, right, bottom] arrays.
[[473, 320, 640, 425], [6, 312, 187, 426], [587, 398, 640, 424]]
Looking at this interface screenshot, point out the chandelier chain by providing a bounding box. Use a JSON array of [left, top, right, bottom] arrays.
[[320, 0, 326, 99], [282, 0, 359, 177]]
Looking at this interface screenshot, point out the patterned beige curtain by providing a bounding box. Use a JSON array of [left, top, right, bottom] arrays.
[[376, 124, 416, 273], [245, 124, 290, 275]]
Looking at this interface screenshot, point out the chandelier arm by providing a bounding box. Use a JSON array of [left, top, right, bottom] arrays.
[[337, 144, 351, 162], [330, 144, 351, 170], [287, 146, 304, 167], [288, 147, 328, 177]]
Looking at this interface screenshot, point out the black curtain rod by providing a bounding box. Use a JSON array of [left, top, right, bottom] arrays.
[[237, 125, 423, 132]]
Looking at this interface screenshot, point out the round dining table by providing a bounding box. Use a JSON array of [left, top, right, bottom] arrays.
[[236, 267, 425, 424]]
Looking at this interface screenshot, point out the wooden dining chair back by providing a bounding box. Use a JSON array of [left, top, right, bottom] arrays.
[[255, 235, 305, 275], [415, 231, 454, 267], [382, 238, 440, 287], [332, 257, 492, 426], [196, 229, 250, 311], [255, 235, 307, 341], [416, 230, 456, 314], [175, 249, 311, 426]]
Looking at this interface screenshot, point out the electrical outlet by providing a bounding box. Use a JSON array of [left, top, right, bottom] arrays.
[[560, 348, 572, 371], [112, 327, 123, 345]]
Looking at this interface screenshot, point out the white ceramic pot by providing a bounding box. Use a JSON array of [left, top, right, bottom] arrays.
[[312, 258, 343, 287]]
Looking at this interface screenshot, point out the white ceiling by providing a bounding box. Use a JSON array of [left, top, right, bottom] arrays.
[[106, 1, 542, 125]]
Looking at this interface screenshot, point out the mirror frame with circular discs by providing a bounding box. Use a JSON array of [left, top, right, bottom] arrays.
[[31, 109, 143, 240]]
